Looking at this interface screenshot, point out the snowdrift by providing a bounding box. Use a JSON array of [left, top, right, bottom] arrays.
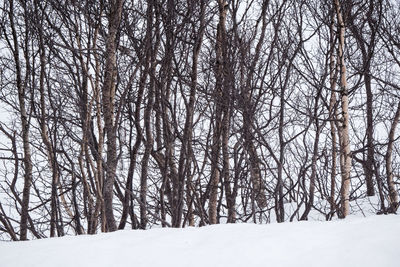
[[1, 215, 398, 267]]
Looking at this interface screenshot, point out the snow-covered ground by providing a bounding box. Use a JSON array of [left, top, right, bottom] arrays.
[[0, 215, 398, 267]]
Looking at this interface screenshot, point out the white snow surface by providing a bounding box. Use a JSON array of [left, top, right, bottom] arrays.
[[0, 215, 399, 267]]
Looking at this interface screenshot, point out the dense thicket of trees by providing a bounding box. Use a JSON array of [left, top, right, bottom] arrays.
[[0, 0, 399, 240]]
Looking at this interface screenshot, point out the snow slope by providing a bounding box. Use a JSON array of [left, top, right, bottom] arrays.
[[0, 215, 398, 267]]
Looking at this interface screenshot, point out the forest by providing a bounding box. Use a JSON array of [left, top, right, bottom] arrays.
[[0, 0, 399, 241]]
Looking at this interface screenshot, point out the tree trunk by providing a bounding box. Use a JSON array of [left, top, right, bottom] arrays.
[[386, 101, 400, 213], [102, 0, 124, 232], [365, 73, 375, 196], [328, 8, 339, 219], [140, 0, 158, 229], [334, 0, 352, 218], [9, 0, 33, 240], [209, 0, 228, 225]]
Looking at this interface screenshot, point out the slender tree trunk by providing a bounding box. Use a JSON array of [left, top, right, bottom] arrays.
[[239, 1, 269, 213], [300, 88, 323, 220], [38, 25, 58, 238], [140, 0, 158, 229], [386, 101, 400, 213], [8, 0, 33, 240], [118, 79, 144, 230], [348, 0, 381, 197], [276, 93, 285, 223], [221, 13, 233, 224], [178, 0, 207, 227], [334, 0, 352, 218], [209, 0, 228, 225], [328, 9, 339, 218], [102, 0, 124, 232], [365, 73, 375, 196]]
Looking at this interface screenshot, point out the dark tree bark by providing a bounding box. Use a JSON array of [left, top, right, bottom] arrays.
[[209, 0, 229, 225], [7, 0, 34, 240], [102, 0, 124, 232]]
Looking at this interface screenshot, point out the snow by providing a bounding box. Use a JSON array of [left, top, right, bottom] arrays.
[[0, 215, 398, 267]]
